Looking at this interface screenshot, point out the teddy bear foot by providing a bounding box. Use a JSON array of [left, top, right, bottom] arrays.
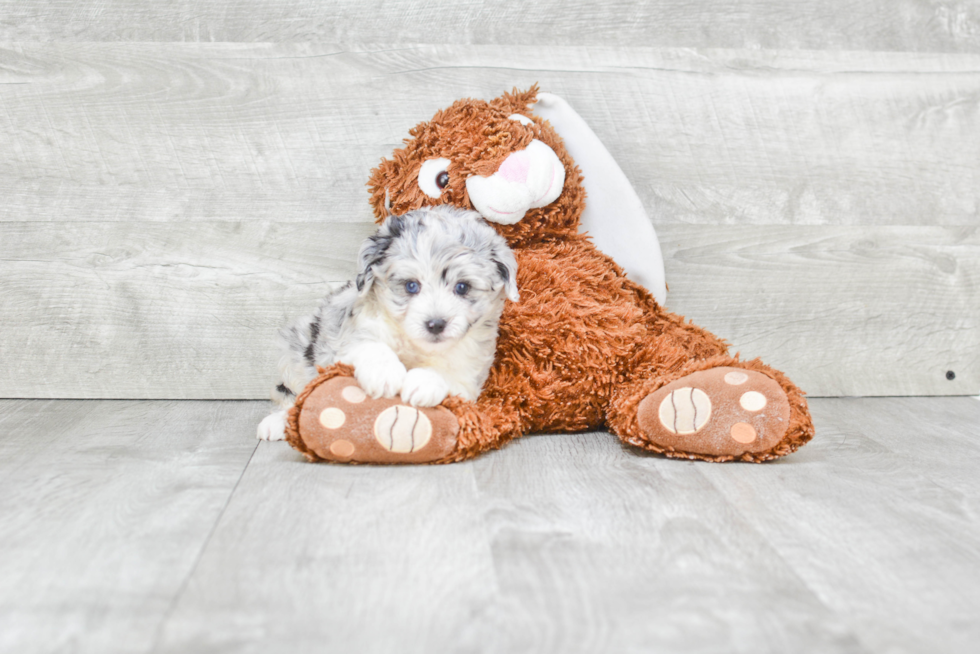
[[636, 367, 792, 461], [291, 376, 459, 464]]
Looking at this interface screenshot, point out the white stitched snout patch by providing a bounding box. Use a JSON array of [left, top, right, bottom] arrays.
[[465, 139, 565, 224]]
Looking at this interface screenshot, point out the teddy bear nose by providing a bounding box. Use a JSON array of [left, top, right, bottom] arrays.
[[497, 150, 530, 184], [425, 318, 447, 335]]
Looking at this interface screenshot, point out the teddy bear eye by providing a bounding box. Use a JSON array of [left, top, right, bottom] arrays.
[[508, 113, 534, 127], [418, 158, 452, 199]]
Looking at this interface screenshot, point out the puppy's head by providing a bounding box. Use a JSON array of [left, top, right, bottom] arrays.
[[355, 205, 518, 352]]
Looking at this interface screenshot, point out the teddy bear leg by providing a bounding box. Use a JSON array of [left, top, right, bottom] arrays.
[[285, 364, 527, 464], [607, 355, 814, 462]]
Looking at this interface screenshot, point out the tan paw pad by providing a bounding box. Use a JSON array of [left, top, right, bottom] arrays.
[[724, 371, 749, 386], [342, 385, 367, 403], [374, 405, 433, 453], [319, 407, 346, 429], [329, 439, 355, 458], [739, 391, 767, 411], [730, 422, 757, 443], [658, 387, 712, 434]]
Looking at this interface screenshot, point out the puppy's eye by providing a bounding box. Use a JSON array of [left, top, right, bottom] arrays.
[[418, 158, 451, 199], [454, 282, 470, 296], [405, 280, 421, 295]]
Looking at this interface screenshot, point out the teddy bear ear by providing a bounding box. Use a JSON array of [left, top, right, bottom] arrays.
[[489, 83, 540, 115], [531, 92, 668, 306]]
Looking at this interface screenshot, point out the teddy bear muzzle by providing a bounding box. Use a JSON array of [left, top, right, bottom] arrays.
[[464, 139, 565, 224]]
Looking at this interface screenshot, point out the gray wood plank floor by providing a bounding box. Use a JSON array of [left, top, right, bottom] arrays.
[[0, 400, 260, 654], [1, 397, 978, 654]]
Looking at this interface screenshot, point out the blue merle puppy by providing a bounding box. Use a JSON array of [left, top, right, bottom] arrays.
[[257, 205, 519, 441]]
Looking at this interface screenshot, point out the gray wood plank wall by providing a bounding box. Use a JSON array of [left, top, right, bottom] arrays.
[[1, 18, 978, 399], [2, 1, 979, 51]]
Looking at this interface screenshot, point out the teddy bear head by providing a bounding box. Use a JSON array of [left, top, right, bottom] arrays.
[[367, 85, 586, 247]]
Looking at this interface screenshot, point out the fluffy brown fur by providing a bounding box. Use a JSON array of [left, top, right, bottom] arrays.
[[288, 86, 814, 463]]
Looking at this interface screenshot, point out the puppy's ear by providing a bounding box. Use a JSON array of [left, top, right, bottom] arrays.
[[492, 245, 520, 303], [355, 215, 403, 296], [354, 240, 381, 296]]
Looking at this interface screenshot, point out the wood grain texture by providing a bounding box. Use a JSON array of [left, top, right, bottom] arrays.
[[1, 223, 975, 399], [154, 439, 498, 654], [2, 1, 979, 52], [660, 225, 980, 398], [1, 44, 977, 398], [148, 396, 980, 654], [870, 397, 980, 513], [0, 399, 263, 654], [155, 430, 852, 654], [699, 396, 980, 653], [463, 433, 862, 654], [2, 397, 977, 653], [0, 220, 374, 399], [1, 44, 977, 227]]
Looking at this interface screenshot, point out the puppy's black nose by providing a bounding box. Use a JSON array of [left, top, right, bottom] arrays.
[[425, 318, 447, 335]]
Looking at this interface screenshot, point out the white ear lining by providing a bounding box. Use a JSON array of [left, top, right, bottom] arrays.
[[532, 93, 667, 305]]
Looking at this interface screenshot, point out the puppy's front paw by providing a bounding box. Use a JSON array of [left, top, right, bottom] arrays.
[[400, 368, 450, 407], [354, 359, 407, 399], [257, 409, 287, 441]]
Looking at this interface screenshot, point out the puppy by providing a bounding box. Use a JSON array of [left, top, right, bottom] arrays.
[[257, 205, 519, 441]]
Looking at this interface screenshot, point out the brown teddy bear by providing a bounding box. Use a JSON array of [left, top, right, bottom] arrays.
[[285, 86, 814, 464]]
